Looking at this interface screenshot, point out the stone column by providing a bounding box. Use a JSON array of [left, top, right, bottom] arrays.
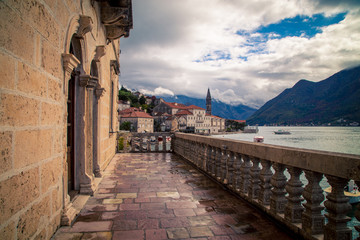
[[258, 159, 273, 206], [239, 155, 251, 195], [78, 74, 96, 195], [285, 167, 304, 223], [302, 171, 324, 235], [93, 84, 105, 177], [324, 175, 352, 240], [249, 157, 261, 200], [270, 163, 287, 214], [61, 53, 80, 226]]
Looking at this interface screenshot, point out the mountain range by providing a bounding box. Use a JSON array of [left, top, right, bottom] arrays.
[[160, 95, 257, 120], [247, 65, 360, 125]]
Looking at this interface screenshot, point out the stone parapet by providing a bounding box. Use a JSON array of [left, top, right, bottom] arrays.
[[173, 132, 360, 240]]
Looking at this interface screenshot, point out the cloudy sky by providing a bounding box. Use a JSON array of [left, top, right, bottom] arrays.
[[119, 0, 360, 108]]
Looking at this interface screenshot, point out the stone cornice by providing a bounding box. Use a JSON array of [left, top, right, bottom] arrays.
[[62, 53, 80, 74], [95, 0, 133, 40]]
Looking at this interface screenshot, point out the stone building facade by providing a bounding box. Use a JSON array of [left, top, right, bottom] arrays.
[[0, 0, 132, 239]]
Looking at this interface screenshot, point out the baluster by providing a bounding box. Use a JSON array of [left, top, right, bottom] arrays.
[[302, 171, 324, 235], [259, 159, 273, 206], [285, 167, 304, 223], [221, 146, 228, 184], [324, 175, 352, 240], [227, 151, 235, 189], [203, 144, 208, 170], [270, 163, 287, 214], [239, 155, 251, 195], [233, 153, 242, 192], [355, 180, 360, 239], [209, 146, 215, 177], [198, 143, 203, 167], [249, 157, 261, 200], [215, 147, 222, 181]]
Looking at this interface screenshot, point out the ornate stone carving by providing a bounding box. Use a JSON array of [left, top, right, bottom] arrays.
[[285, 167, 304, 223], [249, 157, 261, 200], [110, 60, 120, 75], [302, 171, 324, 235], [95, 0, 133, 40], [324, 175, 352, 240], [270, 163, 287, 214], [79, 75, 97, 88], [258, 159, 273, 206], [95, 83, 105, 99], [77, 15, 93, 38], [94, 45, 106, 61], [62, 53, 81, 74]]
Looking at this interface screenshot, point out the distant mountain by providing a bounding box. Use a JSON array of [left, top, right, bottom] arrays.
[[160, 95, 257, 120], [247, 66, 360, 125]]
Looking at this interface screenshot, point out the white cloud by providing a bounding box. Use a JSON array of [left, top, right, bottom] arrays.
[[119, 0, 360, 108], [139, 87, 174, 97]]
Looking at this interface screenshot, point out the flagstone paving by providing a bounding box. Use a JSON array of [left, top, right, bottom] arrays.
[[53, 153, 295, 240]]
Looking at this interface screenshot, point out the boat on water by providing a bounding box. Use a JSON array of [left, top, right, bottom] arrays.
[[324, 180, 360, 204], [253, 136, 264, 143], [274, 129, 291, 135]]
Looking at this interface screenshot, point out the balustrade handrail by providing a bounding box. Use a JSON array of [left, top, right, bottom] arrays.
[[117, 132, 173, 153], [173, 132, 360, 240], [175, 133, 360, 180]]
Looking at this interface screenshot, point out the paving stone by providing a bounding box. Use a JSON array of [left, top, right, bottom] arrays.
[[113, 230, 144, 240], [81, 231, 112, 240], [116, 193, 137, 198], [156, 192, 180, 198], [166, 228, 190, 239], [112, 219, 137, 231], [103, 199, 123, 204], [120, 203, 140, 210], [69, 221, 113, 232], [173, 208, 196, 217], [138, 219, 159, 229], [145, 229, 167, 240], [141, 202, 165, 210], [160, 217, 189, 228], [188, 226, 214, 237], [188, 215, 216, 226]]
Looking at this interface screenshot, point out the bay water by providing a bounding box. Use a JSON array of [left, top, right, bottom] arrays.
[[213, 126, 360, 238]]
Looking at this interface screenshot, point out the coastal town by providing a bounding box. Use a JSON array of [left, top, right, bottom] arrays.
[[118, 87, 245, 134]]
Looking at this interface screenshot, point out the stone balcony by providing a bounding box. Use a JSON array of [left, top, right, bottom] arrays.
[[53, 132, 360, 240]]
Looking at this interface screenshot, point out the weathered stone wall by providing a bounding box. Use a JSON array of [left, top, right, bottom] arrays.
[[0, 0, 128, 238]]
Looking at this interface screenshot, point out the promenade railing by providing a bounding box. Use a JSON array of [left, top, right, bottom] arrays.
[[117, 132, 173, 153], [173, 132, 360, 240]]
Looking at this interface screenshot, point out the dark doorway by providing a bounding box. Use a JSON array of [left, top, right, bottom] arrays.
[[67, 72, 76, 199]]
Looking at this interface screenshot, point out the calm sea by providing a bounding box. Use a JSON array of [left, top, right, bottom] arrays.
[[214, 126, 360, 238], [215, 126, 360, 155]]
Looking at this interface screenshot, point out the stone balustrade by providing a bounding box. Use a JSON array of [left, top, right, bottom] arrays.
[[117, 132, 173, 153], [173, 132, 360, 240]]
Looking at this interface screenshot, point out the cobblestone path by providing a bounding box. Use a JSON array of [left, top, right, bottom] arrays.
[[53, 153, 294, 240]]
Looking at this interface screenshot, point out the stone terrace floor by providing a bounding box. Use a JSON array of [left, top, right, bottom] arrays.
[[53, 153, 295, 240]]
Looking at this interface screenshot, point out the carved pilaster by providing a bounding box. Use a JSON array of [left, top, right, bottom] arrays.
[[249, 157, 261, 200], [77, 15, 93, 38], [285, 167, 304, 223], [239, 155, 251, 195], [302, 171, 324, 235], [62, 53, 80, 94], [258, 159, 273, 206], [324, 175, 352, 240], [270, 163, 287, 214], [233, 153, 242, 192], [355, 180, 360, 239]]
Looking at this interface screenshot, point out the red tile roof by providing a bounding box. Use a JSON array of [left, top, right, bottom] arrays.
[[163, 102, 188, 109], [186, 105, 205, 110], [121, 111, 153, 118], [176, 110, 193, 116]]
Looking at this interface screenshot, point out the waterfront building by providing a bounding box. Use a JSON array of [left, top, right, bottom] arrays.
[[0, 0, 132, 238], [119, 108, 154, 133]]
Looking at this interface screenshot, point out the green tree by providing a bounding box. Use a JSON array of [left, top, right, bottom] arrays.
[[120, 121, 131, 131], [139, 96, 146, 105]]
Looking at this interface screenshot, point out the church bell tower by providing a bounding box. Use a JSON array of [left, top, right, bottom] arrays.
[[206, 88, 212, 115]]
